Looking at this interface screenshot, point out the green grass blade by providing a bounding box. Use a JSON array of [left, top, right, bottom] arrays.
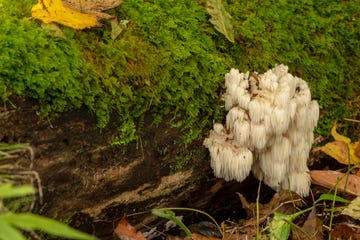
[[317, 193, 348, 203], [0, 219, 26, 240], [0, 183, 35, 199], [0, 213, 97, 240]]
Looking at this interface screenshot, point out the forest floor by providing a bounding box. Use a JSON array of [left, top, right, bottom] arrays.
[[1, 97, 359, 240], [0, 97, 278, 239]]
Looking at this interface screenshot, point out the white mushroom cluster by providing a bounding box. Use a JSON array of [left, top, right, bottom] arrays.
[[204, 64, 319, 197]]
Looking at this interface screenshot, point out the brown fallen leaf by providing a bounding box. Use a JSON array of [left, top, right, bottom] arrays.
[[114, 218, 147, 240], [239, 190, 303, 219], [62, 0, 122, 19], [238, 190, 303, 239], [192, 232, 265, 240], [331, 223, 360, 240], [291, 208, 323, 240], [356, 142, 360, 158], [191, 233, 220, 240], [310, 170, 360, 196], [32, 0, 98, 29]]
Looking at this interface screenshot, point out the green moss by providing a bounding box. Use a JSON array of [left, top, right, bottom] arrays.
[[117, 0, 233, 142], [0, 11, 85, 115], [227, 0, 359, 135], [0, 0, 358, 144]]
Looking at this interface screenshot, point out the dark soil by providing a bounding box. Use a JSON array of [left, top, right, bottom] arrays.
[[0, 98, 274, 239]]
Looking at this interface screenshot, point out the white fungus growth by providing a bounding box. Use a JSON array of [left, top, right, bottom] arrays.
[[203, 64, 319, 197]]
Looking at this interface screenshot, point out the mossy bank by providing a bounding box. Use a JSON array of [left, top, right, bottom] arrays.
[[1, 0, 359, 144]]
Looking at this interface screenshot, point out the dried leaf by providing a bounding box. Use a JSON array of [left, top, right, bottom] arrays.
[[315, 123, 360, 165], [291, 208, 322, 240], [342, 196, 360, 220], [331, 224, 360, 240], [41, 23, 67, 39], [191, 233, 219, 240], [310, 170, 360, 196], [238, 191, 302, 239], [206, 0, 235, 43], [114, 218, 146, 240], [356, 142, 360, 158], [62, 0, 122, 19], [110, 18, 129, 41], [32, 0, 98, 29], [238, 190, 302, 219]]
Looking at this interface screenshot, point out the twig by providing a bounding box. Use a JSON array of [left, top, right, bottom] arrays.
[[343, 118, 360, 123], [18, 171, 43, 206]]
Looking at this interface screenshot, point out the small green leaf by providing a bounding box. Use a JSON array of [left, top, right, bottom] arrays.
[[206, 0, 235, 43], [318, 193, 348, 203], [0, 213, 97, 240], [0, 143, 29, 152], [152, 209, 192, 237], [0, 219, 25, 240], [268, 212, 292, 240], [0, 183, 35, 199]]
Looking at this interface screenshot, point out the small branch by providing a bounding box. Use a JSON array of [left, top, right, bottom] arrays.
[[343, 118, 360, 123]]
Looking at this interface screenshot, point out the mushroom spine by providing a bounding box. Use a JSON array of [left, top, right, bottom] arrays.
[[203, 64, 319, 197]]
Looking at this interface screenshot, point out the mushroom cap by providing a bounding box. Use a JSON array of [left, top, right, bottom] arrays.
[[281, 172, 311, 197], [224, 70, 251, 110], [232, 119, 250, 145], [259, 70, 278, 91], [293, 78, 312, 105], [271, 106, 290, 134], [274, 85, 291, 108], [272, 64, 289, 79], [249, 97, 266, 123], [209, 142, 253, 182], [225, 68, 241, 89], [223, 93, 236, 110], [236, 90, 251, 110], [226, 107, 247, 128], [259, 150, 288, 189], [206, 65, 318, 197], [288, 141, 311, 172], [309, 100, 320, 128], [280, 73, 296, 98], [293, 105, 309, 130], [204, 123, 253, 182], [269, 136, 291, 164], [289, 100, 297, 121], [250, 122, 267, 150], [226, 147, 253, 182]]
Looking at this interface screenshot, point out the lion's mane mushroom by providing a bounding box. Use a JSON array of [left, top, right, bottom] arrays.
[[203, 64, 319, 197]]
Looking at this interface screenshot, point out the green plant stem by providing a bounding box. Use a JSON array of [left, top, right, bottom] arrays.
[[152, 207, 222, 237], [256, 180, 261, 240], [327, 143, 355, 240]]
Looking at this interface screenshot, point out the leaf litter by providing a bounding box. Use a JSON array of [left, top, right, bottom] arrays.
[[32, 0, 123, 29], [206, 0, 235, 43]]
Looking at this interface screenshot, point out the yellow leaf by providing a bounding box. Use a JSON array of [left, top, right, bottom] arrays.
[[356, 142, 360, 158], [317, 141, 360, 165], [331, 122, 351, 143], [32, 0, 98, 30], [317, 122, 360, 166]]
